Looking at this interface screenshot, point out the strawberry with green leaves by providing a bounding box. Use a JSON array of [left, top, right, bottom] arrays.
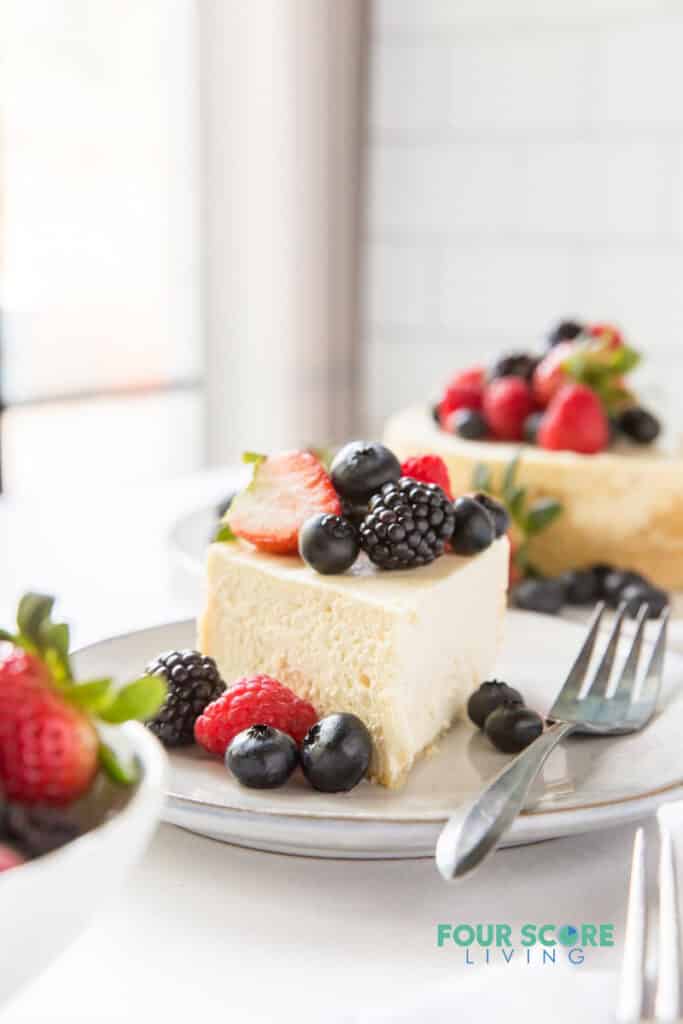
[[0, 594, 166, 805]]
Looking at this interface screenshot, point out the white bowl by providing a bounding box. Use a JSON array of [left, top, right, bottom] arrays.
[[0, 722, 167, 1006]]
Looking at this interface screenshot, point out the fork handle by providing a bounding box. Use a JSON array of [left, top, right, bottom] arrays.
[[436, 721, 576, 881]]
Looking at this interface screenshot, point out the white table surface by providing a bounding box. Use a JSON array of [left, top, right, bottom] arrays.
[[2, 470, 682, 1023]]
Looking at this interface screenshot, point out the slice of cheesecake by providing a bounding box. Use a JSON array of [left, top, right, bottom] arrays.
[[199, 537, 509, 788]]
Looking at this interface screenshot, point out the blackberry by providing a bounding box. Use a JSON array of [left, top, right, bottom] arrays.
[[359, 477, 455, 570], [548, 319, 583, 347], [145, 650, 225, 747], [3, 802, 80, 859], [488, 352, 540, 384]]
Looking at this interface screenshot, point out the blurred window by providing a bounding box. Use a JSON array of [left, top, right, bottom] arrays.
[[0, 0, 201, 495]]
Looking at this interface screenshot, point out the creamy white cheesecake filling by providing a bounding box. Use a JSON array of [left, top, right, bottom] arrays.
[[199, 537, 509, 787]]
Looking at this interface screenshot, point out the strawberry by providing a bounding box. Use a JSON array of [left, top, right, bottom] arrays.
[[438, 383, 483, 428], [483, 377, 535, 441], [446, 365, 486, 392], [400, 454, 453, 499], [532, 341, 576, 406], [227, 451, 341, 554], [0, 649, 99, 804], [0, 594, 167, 805], [537, 383, 609, 454], [588, 322, 623, 349]]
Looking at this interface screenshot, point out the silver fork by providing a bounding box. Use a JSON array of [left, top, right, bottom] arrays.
[[617, 812, 680, 1022], [436, 601, 670, 882]]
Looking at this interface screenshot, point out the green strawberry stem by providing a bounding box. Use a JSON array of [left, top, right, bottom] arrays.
[[3, 593, 167, 786]]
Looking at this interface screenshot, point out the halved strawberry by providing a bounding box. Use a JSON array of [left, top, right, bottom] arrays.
[[227, 451, 342, 554]]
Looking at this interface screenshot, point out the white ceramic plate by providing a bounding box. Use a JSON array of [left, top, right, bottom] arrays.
[[73, 613, 683, 859]]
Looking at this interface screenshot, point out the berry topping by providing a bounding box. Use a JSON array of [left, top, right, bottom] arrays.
[[300, 713, 372, 793], [467, 680, 524, 730], [226, 725, 299, 789], [488, 352, 540, 384], [438, 383, 484, 427], [0, 844, 24, 873], [588, 322, 623, 349], [557, 569, 601, 605], [299, 513, 360, 575], [2, 802, 80, 858], [511, 578, 566, 615], [0, 594, 166, 804], [483, 377, 535, 442], [523, 411, 544, 444], [330, 441, 401, 503], [537, 384, 609, 454], [227, 450, 341, 555], [548, 319, 583, 347], [532, 341, 576, 406], [449, 408, 489, 440], [602, 569, 647, 607], [194, 674, 318, 756], [359, 478, 455, 570], [616, 406, 661, 445], [451, 496, 495, 555], [400, 454, 453, 499], [145, 650, 226, 747], [484, 705, 544, 753], [446, 365, 486, 392], [471, 493, 510, 538], [620, 582, 669, 620]]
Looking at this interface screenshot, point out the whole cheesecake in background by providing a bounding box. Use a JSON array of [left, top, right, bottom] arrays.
[[384, 321, 683, 590], [200, 443, 510, 788]]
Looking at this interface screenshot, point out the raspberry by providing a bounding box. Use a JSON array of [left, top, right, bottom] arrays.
[[194, 675, 318, 756], [0, 843, 24, 872], [400, 455, 453, 499], [438, 383, 483, 428], [483, 377, 535, 441], [537, 383, 609, 454]]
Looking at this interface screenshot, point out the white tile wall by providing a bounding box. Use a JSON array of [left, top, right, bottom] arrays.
[[364, 1, 683, 434]]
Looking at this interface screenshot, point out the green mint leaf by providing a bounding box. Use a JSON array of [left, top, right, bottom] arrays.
[[69, 678, 114, 713], [98, 743, 139, 786], [242, 451, 266, 467], [471, 463, 492, 492], [17, 593, 55, 645], [607, 344, 640, 375], [501, 455, 521, 506], [525, 498, 563, 536], [214, 522, 237, 543], [507, 485, 528, 525], [98, 675, 167, 724]]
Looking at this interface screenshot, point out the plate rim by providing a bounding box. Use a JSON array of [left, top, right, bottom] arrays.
[[74, 616, 683, 829]]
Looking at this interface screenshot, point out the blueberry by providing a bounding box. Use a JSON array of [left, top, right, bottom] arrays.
[[617, 406, 661, 445], [467, 680, 524, 729], [523, 412, 544, 445], [330, 442, 401, 503], [558, 569, 601, 605], [511, 578, 566, 615], [451, 408, 489, 440], [602, 569, 647, 607], [299, 513, 360, 575], [620, 582, 669, 619], [472, 493, 510, 538], [485, 705, 544, 753], [226, 725, 299, 789], [301, 713, 372, 792], [547, 319, 583, 347], [451, 496, 495, 555], [488, 352, 540, 384]]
